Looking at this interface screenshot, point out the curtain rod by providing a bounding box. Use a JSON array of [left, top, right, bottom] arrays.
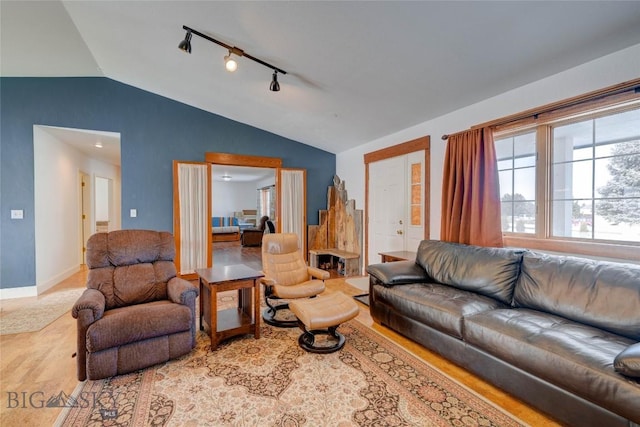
[[440, 78, 640, 142]]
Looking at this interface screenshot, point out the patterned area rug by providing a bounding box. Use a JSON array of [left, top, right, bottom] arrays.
[[56, 319, 525, 426], [0, 288, 85, 335]]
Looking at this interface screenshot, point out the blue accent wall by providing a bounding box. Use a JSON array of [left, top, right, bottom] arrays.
[[0, 77, 336, 289]]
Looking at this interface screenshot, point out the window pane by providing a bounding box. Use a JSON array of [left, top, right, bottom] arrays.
[[594, 199, 640, 242], [501, 201, 514, 232], [513, 202, 535, 233], [596, 139, 640, 159], [501, 194, 535, 234], [498, 170, 513, 199], [597, 151, 640, 199], [513, 132, 536, 168], [513, 167, 536, 200], [552, 160, 593, 200], [494, 137, 513, 162], [595, 109, 640, 143], [553, 121, 593, 162], [552, 200, 591, 238]]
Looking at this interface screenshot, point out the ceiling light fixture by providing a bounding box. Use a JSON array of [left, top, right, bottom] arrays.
[[178, 30, 192, 53], [270, 71, 280, 92], [221, 174, 232, 181], [224, 54, 237, 72], [178, 25, 287, 91]]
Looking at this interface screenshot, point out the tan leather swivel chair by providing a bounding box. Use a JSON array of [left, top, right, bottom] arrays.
[[72, 230, 199, 380], [261, 233, 329, 327]]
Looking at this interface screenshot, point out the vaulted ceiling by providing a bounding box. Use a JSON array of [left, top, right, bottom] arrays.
[[2, 1, 640, 154]]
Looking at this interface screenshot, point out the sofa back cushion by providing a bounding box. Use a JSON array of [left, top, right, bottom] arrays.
[[514, 252, 640, 340], [415, 240, 525, 304], [86, 230, 176, 309]]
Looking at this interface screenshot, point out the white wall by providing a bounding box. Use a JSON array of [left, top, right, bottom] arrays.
[[34, 126, 121, 294], [337, 43, 640, 242], [212, 181, 259, 217]]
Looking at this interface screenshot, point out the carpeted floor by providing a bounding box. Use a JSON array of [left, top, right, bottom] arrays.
[[56, 317, 526, 427], [0, 288, 85, 335]]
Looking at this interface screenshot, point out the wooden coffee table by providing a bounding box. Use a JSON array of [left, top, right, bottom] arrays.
[[195, 265, 264, 350]]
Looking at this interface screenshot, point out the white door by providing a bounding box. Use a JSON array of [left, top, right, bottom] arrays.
[[368, 151, 426, 265], [368, 156, 406, 265]]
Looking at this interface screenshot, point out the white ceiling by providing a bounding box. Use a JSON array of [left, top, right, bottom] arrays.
[[212, 165, 274, 183], [39, 126, 121, 167], [2, 1, 640, 155]]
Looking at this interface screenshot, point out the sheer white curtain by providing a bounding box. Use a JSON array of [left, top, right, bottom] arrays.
[[177, 163, 209, 275], [280, 169, 305, 251]]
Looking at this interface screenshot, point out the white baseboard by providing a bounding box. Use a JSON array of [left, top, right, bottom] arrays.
[[0, 286, 38, 300], [37, 265, 81, 294]]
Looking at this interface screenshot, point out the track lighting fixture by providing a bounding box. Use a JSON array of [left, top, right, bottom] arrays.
[[270, 71, 280, 92], [178, 25, 287, 92], [178, 30, 192, 53], [224, 52, 238, 72]]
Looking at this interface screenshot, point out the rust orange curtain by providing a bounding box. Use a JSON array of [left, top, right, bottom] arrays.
[[440, 128, 503, 247]]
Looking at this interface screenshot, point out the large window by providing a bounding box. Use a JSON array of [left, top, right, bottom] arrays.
[[495, 100, 640, 259], [551, 109, 640, 242]]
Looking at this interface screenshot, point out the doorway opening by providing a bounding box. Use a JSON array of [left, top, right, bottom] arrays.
[[34, 125, 121, 294]]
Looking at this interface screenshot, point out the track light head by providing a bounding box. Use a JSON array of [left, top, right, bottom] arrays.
[[270, 71, 280, 92], [224, 52, 238, 72], [178, 30, 192, 53]]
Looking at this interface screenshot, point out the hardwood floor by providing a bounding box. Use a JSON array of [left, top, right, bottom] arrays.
[[0, 242, 558, 426]]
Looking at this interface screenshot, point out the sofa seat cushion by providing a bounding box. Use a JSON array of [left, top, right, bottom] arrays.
[[372, 283, 507, 339], [86, 300, 191, 353], [463, 308, 640, 421], [212, 226, 239, 234]]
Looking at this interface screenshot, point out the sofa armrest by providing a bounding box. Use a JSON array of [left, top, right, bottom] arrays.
[[307, 266, 330, 280], [72, 288, 106, 381], [614, 342, 640, 378], [366, 260, 430, 287], [167, 277, 199, 305], [72, 289, 105, 322], [260, 276, 277, 287]]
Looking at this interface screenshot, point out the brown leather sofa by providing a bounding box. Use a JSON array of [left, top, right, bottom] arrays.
[[367, 240, 640, 427], [72, 230, 199, 380]]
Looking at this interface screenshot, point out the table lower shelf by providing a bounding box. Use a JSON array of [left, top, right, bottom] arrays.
[[202, 307, 258, 346]]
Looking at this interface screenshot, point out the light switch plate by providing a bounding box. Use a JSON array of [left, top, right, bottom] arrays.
[[130, 209, 137, 218], [11, 210, 24, 219]]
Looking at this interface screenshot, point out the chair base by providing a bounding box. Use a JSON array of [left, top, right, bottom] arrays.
[[262, 306, 298, 328], [297, 326, 346, 354]]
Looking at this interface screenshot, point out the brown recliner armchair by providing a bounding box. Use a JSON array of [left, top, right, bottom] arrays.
[[72, 230, 199, 380], [241, 215, 270, 247], [261, 233, 329, 327]]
